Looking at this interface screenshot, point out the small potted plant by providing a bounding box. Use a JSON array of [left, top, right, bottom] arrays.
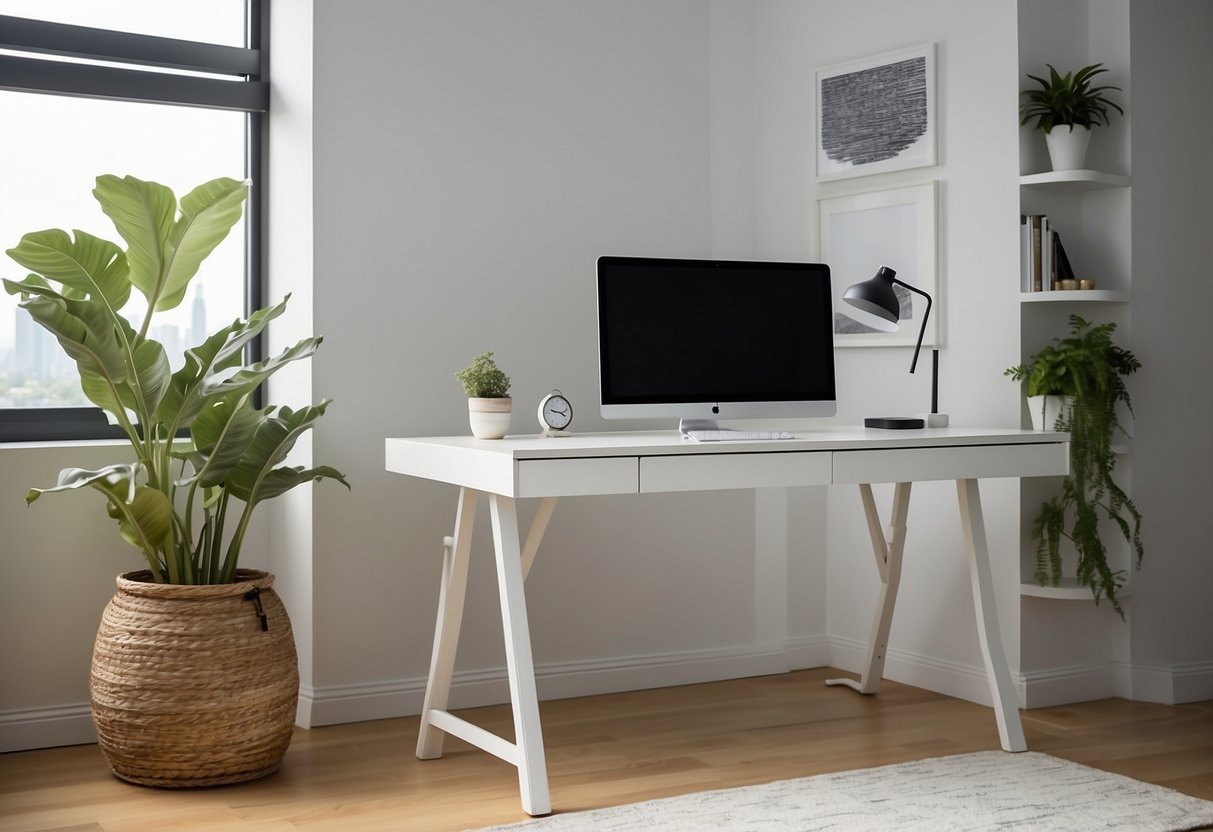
[[456, 351, 512, 439], [1005, 315, 1142, 615], [1020, 62, 1124, 171]]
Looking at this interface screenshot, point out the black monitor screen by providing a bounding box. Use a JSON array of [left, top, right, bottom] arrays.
[[597, 257, 836, 417]]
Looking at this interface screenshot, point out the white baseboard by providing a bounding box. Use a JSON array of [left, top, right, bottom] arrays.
[[827, 635, 997, 708], [8, 647, 1210, 751], [303, 643, 794, 727], [1020, 662, 1117, 708], [0, 703, 95, 753]]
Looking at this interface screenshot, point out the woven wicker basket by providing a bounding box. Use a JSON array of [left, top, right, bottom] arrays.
[[90, 569, 299, 787]]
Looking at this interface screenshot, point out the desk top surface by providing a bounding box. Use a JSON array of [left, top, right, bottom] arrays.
[[386, 427, 1067, 462]]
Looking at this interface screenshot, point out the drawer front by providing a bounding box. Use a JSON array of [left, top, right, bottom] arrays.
[[640, 451, 832, 493], [832, 442, 1069, 484], [516, 457, 639, 497]]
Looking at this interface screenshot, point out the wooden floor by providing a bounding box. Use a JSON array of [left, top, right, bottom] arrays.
[[2, 669, 1211, 831]]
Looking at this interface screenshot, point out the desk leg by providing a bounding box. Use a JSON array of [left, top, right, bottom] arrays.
[[956, 478, 1027, 752], [417, 488, 478, 760], [826, 482, 911, 694], [490, 495, 552, 816]]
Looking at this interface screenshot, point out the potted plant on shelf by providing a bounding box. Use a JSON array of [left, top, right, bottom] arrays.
[[3, 174, 349, 787], [456, 351, 512, 439], [1005, 315, 1142, 616], [1020, 62, 1124, 171]]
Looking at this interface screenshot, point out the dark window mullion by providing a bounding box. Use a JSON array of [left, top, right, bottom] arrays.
[[0, 14, 260, 76], [0, 55, 268, 112]]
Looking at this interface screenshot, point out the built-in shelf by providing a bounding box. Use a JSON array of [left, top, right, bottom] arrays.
[[1020, 576, 1131, 601], [1019, 169, 1130, 192], [1019, 289, 1130, 303]]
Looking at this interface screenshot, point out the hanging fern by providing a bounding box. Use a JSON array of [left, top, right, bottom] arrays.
[[1013, 316, 1143, 617]]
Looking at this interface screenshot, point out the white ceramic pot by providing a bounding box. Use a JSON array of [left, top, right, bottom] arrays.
[[1027, 394, 1069, 431], [1044, 125, 1091, 171], [468, 397, 511, 439]]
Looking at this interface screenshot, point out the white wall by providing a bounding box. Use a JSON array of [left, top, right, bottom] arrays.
[[1124, 0, 1213, 702], [751, 0, 1023, 704], [5, 0, 1210, 752], [302, 0, 786, 723]]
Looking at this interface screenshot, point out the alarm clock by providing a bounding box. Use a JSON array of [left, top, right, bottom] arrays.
[[537, 389, 573, 436]]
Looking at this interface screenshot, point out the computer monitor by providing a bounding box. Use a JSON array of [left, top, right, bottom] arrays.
[[597, 256, 837, 431]]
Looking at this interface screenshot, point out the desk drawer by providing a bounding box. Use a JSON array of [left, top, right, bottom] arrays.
[[832, 442, 1069, 484], [516, 457, 638, 497], [641, 451, 831, 493]]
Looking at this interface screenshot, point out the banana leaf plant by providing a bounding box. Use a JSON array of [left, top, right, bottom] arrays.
[[3, 175, 349, 584]]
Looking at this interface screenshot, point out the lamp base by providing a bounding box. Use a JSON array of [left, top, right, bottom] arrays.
[[864, 416, 925, 430], [920, 412, 949, 428]]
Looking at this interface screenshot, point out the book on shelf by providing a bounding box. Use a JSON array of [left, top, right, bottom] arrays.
[[1020, 214, 1076, 292]]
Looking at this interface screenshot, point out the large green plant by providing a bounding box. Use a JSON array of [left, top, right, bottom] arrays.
[[1006, 315, 1142, 615], [1020, 63, 1124, 133], [3, 175, 348, 585]]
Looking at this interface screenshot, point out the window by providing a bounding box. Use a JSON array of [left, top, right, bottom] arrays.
[[0, 1, 267, 440]]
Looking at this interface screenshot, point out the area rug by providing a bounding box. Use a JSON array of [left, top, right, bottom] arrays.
[[476, 751, 1213, 831]]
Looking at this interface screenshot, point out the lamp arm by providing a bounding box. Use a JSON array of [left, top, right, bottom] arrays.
[[892, 278, 932, 374]]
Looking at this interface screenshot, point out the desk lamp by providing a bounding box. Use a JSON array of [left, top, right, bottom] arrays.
[[842, 265, 947, 429]]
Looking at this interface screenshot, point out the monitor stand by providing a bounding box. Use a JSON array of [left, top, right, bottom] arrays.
[[679, 418, 722, 436]]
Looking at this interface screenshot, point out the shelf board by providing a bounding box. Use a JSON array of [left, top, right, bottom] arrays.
[[1021, 577, 1132, 601], [1020, 170, 1130, 192], [1020, 290, 1129, 303]]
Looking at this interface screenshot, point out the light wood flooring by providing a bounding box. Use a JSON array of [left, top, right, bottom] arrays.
[[2, 668, 1211, 831]]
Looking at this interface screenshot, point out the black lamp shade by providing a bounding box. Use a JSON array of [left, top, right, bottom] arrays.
[[842, 265, 901, 332]]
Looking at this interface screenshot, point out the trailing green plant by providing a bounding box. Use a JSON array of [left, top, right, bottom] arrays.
[[1020, 63, 1124, 133], [1006, 315, 1142, 616], [455, 351, 510, 398], [3, 175, 349, 585]]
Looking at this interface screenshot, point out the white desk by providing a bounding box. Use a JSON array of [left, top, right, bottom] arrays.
[[385, 427, 1069, 816]]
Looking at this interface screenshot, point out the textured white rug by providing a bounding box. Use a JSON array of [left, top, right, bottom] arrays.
[[477, 751, 1213, 831]]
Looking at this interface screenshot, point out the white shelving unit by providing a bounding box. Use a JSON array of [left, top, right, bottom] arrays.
[[1020, 289, 1128, 303], [1020, 169, 1130, 192], [1020, 576, 1131, 601]]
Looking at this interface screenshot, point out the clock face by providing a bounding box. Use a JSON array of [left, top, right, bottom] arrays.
[[540, 394, 572, 430]]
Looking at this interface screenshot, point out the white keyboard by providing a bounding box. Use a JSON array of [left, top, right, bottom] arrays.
[[684, 429, 795, 442]]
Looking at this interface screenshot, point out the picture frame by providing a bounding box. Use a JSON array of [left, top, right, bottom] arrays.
[[816, 43, 936, 181], [818, 181, 938, 347]]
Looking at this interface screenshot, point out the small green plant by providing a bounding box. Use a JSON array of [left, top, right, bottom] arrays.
[[1006, 315, 1142, 615], [1020, 63, 1124, 133], [455, 352, 510, 398]]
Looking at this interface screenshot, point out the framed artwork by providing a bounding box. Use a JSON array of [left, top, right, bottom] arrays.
[[818, 181, 938, 347], [816, 43, 936, 181]]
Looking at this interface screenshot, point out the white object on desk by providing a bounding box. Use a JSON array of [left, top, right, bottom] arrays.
[[684, 429, 795, 441], [385, 427, 1069, 817]]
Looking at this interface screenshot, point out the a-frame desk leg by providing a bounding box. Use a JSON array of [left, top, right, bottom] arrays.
[[957, 478, 1027, 752], [415, 489, 556, 817], [826, 482, 911, 693], [488, 494, 551, 815]]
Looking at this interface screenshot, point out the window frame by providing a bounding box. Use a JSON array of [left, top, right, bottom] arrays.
[[0, 1, 268, 442]]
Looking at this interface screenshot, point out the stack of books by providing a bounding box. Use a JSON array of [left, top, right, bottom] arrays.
[[1020, 214, 1076, 292]]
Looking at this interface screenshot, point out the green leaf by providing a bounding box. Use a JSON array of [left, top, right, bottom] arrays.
[[93, 175, 175, 311], [5, 280, 132, 415], [25, 463, 141, 506], [153, 295, 291, 430], [93, 174, 247, 315], [225, 401, 348, 505], [189, 396, 264, 487], [254, 465, 350, 503], [103, 484, 173, 550], [201, 335, 323, 402], [5, 228, 131, 312], [159, 177, 248, 311]]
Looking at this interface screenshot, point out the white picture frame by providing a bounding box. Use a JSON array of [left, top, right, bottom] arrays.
[[816, 43, 936, 181], [818, 181, 938, 348]]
